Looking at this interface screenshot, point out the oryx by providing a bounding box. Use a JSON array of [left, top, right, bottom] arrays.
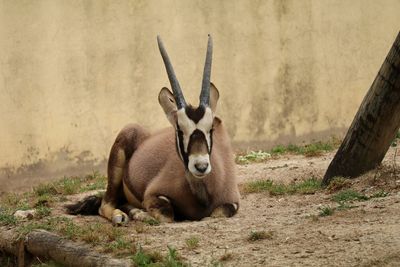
[[67, 35, 240, 224]]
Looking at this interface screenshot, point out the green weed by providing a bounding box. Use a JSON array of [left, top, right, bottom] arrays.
[[370, 190, 389, 198], [236, 150, 271, 164], [106, 237, 134, 255], [131, 246, 186, 267], [143, 217, 160, 226], [34, 172, 107, 197], [242, 178, 321, 195], [0, 210, 17, 226], [236, 140, 337, 164], [35, 205, 51, 219], [318, 206, 334, 217], [185, 236, 200, 250], [332, 190, 369, 203], [248, 230, 274, 241]]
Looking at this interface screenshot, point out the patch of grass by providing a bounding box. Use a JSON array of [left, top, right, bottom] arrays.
[[105, 237, 134, 255], [185, 236, 200, 250], [210, 259, 223, 267], [35, 205, 51, 219], [1, 193, 31, 211], [17, 216, 78, 238], [33, 172, 107, 197], [370, 190, 389, 198], [242, 180, 285, 195], [270, 145, 286, 154], [242, 177, 321, 195], [336, 202, 355, 211], [132, 246, 158, 266], [16, 216, 135, 256], [143, 217, 160, 226], [293, 178, 321, 194], [300, 142, 334, 157], [132, 246, 185, 267], [34, 183, 59, 197], [248, 230, 274, 241], [318, 206, 334, 217], [79, 172, 107, 192], [165, 246, 185, 267], [236, 150, 271, 164], [236, 140, 338, 164], [34, 193, 55, 207], [332, 190, 369, 203], [0, 210, 17, 226]]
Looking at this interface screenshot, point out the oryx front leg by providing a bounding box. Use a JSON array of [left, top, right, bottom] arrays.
[[143, 195, 174, 223], [120, 204, 154, 222], [210, 203, 239, 218]]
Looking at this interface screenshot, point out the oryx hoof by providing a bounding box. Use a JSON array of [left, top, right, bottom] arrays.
[[112, 209, 129, 226], [211, 203, 239, 218], [149, 209, 174, 223], [129, 208, 153, 221]]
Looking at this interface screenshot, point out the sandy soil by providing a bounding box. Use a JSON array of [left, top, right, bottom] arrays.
[[1, 147, 399, 266], [54, 147, 400, 267]]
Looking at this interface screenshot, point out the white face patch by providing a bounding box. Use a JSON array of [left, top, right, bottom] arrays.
[[188, 154, 211, 178], [176, 107, 213, 153]]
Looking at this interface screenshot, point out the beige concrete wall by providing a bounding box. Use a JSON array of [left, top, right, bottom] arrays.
[[1, 0, 400, 186]]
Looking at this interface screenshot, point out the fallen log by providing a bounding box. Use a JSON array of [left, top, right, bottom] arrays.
[[0, 228, 132, 267]]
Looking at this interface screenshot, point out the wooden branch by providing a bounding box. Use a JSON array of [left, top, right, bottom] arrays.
[[0, 228, 132, 267]]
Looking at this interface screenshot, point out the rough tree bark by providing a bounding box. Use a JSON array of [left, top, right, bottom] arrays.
[[322, 31, 400, 186]]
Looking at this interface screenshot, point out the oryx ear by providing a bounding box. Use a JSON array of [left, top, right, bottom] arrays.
[[158, 87, 178, 126], [210, 83, 220, 113]]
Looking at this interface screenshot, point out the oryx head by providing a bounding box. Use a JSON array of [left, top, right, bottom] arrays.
[[157, 35, 219, 178]]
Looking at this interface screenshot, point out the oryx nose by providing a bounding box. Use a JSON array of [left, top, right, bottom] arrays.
[[195, 163, 209, 173]]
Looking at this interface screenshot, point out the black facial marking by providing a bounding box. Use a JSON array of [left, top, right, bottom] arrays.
[[185, 105, 206, 123], [176, 124, 189, 167], [209, 128, 213, 154]]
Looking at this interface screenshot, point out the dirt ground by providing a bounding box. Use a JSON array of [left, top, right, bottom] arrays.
[[2, 147, 400, 266], [52, 147, 399, 267]]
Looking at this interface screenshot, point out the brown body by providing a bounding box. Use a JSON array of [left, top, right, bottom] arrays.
[[120, 120, 239, 221]]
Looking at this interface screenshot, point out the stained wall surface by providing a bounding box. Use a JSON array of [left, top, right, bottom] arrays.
[[1, 0, 399, 185]]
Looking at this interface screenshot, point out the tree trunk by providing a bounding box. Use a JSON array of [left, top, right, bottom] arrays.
[[322, 31, 400, 186]]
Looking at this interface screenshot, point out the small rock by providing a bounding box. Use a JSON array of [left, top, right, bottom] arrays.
[[14, 209, 36, 220]]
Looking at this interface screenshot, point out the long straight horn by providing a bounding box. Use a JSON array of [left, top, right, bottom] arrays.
[[199, 34, 213, 107], [157, 36, 186, 109]]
